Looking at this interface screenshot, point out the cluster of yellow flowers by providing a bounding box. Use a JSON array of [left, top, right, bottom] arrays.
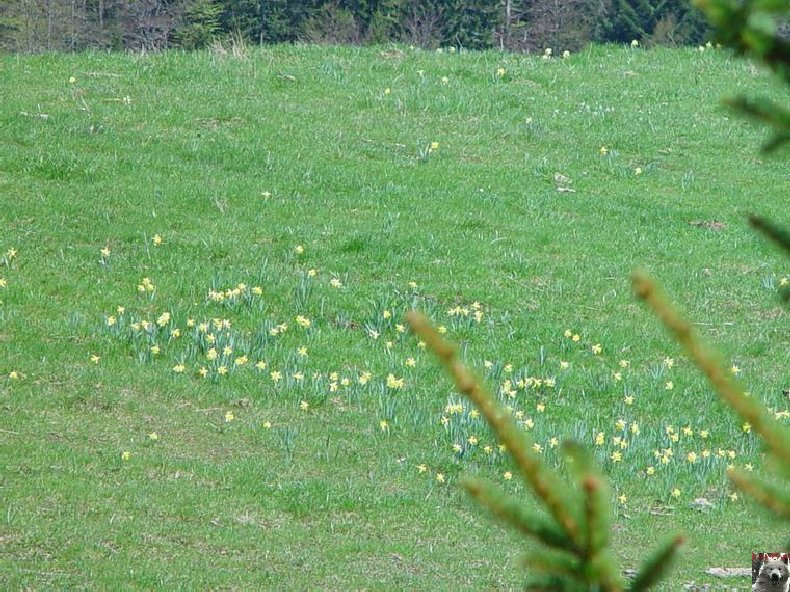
[[105, 289, 419, 396], [84, 238, 786, 508], [446, 300, 484, 324], [137, 277, 155, 294], [421, 324, 779, 504], [207, 283, 263, 304]]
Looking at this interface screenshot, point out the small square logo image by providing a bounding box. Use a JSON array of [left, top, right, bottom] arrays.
[[753, 553, 790, 592]]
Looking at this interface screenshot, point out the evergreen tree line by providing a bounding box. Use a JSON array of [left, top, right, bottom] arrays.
[[0, 0, 710, 53]]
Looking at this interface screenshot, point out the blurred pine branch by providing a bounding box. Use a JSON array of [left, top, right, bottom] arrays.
[[409, 2, 788, 588], [407, 311, 684, 591], [693, 0, 790, 151]]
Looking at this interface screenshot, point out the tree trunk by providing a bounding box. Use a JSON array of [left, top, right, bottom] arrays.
[[70, 0, 76, 50], [259, 0, 264, 44], [502, 0, 511, 50], [46, 0, 52, 50]]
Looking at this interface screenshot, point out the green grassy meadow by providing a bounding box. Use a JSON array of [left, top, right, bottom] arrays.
[[0, 42, 788, 589]]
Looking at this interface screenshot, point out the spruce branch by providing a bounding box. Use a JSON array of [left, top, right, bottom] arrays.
[[578, 462, 621, 591], [462, 477, 574, 549], [693, 0, 790, 81], [725, 96, 790, 152], [406, 310, 581, 545], [749, 215, 790, 256], [521, 547, 585, 585], [627, 534, 685, 592], [728, 469, 790, 518], [583, 476, 610, 557], [563, 441, 612, 558], [693, 0, 790, 151], [631, 270, 790, 465], [407, 311, 680, 591]]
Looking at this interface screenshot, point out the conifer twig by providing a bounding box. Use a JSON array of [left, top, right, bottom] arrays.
[[408, 310, 685, 591], [583, 474, 622, 591], [749, 215, 790, 256], [462, 477, 573, 549], [728, 469, 790, 518], [406, 311, 581, 544], [562, 440, 621, 589], [521, 547, 584, 580], [627, 534, 685, 592], [563, 442, 610, 556], [631, 270, 790, 465]]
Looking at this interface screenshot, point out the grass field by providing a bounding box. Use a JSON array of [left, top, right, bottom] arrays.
[[1, 42, 788, 590]]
